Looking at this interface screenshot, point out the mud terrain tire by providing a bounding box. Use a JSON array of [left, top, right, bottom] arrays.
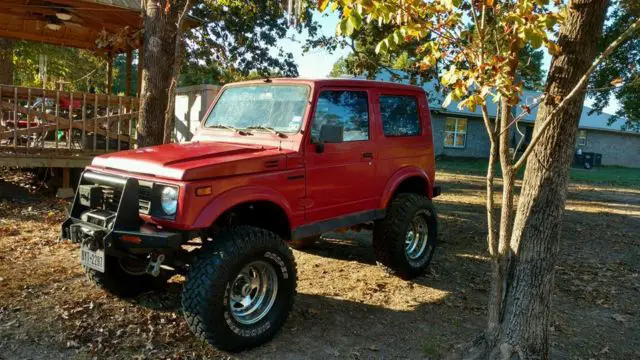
[[373, 193, 438, 279], [182, 226, 297, 352]]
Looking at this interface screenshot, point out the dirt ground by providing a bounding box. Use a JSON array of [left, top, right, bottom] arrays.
[[0, 169, 639, 359]]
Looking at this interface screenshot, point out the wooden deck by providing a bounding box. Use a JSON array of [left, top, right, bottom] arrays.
[[0, 84, 138, 168]]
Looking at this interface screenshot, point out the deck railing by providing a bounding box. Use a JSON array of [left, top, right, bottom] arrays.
[[0, 84, 139, 155]]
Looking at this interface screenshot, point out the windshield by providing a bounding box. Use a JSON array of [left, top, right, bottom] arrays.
[[204, 84, 310, 133]]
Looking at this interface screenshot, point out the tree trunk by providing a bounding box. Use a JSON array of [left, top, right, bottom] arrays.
[[163, 0, 191, 144], [0, 38, 14, 85], [137, 0, 190, 148], [486, 1, 609, 358]]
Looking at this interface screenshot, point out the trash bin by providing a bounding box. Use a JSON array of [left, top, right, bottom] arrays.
[[582, 152, 595, 169], [594, 153, 603, 166]]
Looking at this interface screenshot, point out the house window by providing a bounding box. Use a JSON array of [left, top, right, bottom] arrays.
[[379, 95, 421, 136], [444, 117, 467, 148], [577, 129, 587, 146]]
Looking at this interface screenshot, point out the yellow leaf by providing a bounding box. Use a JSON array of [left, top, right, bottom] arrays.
[[610, 78, 624, 86], [318, 0, 330, 11]]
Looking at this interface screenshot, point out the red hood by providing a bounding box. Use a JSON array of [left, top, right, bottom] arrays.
[[91, 141, 283, 180]]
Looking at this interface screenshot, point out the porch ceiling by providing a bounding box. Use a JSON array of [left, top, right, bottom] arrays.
[[0, 0, 143, 53]]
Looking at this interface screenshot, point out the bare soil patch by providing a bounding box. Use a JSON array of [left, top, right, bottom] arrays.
[[1, 170, 639, 359]]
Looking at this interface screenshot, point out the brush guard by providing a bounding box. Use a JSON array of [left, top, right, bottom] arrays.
[[61, 171, 184, 257]]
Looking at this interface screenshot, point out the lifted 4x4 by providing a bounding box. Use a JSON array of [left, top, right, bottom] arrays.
[[61, 79, 440, 351]]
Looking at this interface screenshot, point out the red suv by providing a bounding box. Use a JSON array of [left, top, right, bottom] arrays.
[[62, 78, 440, 351]]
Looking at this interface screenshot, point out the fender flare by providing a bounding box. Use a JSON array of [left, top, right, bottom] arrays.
[[192, 186, 295, 229], [379, 166, 432, 209]]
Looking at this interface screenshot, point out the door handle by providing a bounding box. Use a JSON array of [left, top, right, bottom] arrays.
[[362, 152, 374, 159]]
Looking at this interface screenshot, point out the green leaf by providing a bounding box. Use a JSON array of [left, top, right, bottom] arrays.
[[523, 27, 543, 49], [349, 13, 363, 31], [393, 31, 401, 44], [375, 39, 388, 54]]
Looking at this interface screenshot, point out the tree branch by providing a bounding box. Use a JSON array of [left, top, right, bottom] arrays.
[[513, 17, 640, 170]]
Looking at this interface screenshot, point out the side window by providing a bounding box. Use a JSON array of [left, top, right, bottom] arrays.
[[311, 90, 369, 143], [577, 129, 587, 146], [379, 95, 421, 136]]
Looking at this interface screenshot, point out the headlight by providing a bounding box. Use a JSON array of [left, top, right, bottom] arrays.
[[160, 186, 178, 215]]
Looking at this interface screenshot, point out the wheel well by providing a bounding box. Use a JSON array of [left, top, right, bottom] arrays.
[[211, 201, 291, 240], [392, 176, 429, 199]]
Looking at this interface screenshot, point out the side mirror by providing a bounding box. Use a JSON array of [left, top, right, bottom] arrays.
[[316, 124, 344, 153]]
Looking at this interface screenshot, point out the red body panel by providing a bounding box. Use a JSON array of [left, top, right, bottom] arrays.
[[88, 78, 437, 233]]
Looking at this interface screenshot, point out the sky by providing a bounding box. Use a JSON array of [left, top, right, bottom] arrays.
[[277, 10, 620, 114]]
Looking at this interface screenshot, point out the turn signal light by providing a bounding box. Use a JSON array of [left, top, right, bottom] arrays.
[[121, 235, 142, 244], [196, 186, 213, 196]]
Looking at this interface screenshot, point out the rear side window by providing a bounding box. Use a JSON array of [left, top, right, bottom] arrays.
[[379, 95, 421, 137], [311, 90, 369, 142]]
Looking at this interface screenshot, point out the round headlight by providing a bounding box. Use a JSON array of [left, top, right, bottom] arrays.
[[160, 187, 178, 215]]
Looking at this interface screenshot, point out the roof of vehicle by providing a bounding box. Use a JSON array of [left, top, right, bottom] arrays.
[[228, 78, 426, 92]]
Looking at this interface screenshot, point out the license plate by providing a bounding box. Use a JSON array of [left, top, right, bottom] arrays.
[[81, 246, 105, 273]]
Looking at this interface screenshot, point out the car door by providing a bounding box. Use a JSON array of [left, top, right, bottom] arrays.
[[304, 88, 378, 223], [373, 89, 433, 195]]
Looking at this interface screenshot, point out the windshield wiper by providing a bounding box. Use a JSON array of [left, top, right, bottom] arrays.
[[209, 124, 251, 135], [245, 125, 287, 138]]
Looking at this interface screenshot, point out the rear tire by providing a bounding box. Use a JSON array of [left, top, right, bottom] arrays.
[[85, 255, 169, 297], [182, 226, 297, 352], [373, 193, 438, 279]]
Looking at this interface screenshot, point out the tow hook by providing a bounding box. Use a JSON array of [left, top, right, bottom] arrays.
[[146, 254, 165, 277]]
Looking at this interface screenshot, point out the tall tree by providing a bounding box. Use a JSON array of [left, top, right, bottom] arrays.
[[588, 0, 640, 131], [137, 0, 193, 147], [182, 0, 317, 85], [324, 0, 639, 358], [319, 17, 544, 89], [0, 38, 13, 85], [11, 41, 109, 92], [487, 1, 610, 357]]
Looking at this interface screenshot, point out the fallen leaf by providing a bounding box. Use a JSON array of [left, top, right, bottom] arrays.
[[612, 313, 630, 323]]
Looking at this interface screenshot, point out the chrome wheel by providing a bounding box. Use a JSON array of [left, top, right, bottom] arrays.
[[228, 260, 279, 325], [405, 213, 429, 260]]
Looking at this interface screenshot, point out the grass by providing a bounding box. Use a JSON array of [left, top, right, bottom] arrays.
[[437, 156, 640, 188]]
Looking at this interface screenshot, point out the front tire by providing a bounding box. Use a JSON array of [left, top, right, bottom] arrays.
[[182, 226, 297, 352], [373, 193, 438, 279]]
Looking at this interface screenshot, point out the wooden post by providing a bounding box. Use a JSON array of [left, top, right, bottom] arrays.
[[40, 88, 45, 148], [55, 90, 59, 149], [126, 47, 133, 97], [130, 97, 135, 146], [68, 92, 73, 149], [136, 46, 144, 96], [26, 88, 31, 151], [106, 95, 110, 152], [118, 96, 123, 150], [12, 87, 17, 148], [93, 93, 98, 151], [106, 53, 113, 95], [62, 167, 70, 189], [82, 93, 87, 149], [0, 86, 3, 130]]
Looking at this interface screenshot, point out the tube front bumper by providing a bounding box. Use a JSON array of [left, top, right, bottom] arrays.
[[60, 171, 186, 255]]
